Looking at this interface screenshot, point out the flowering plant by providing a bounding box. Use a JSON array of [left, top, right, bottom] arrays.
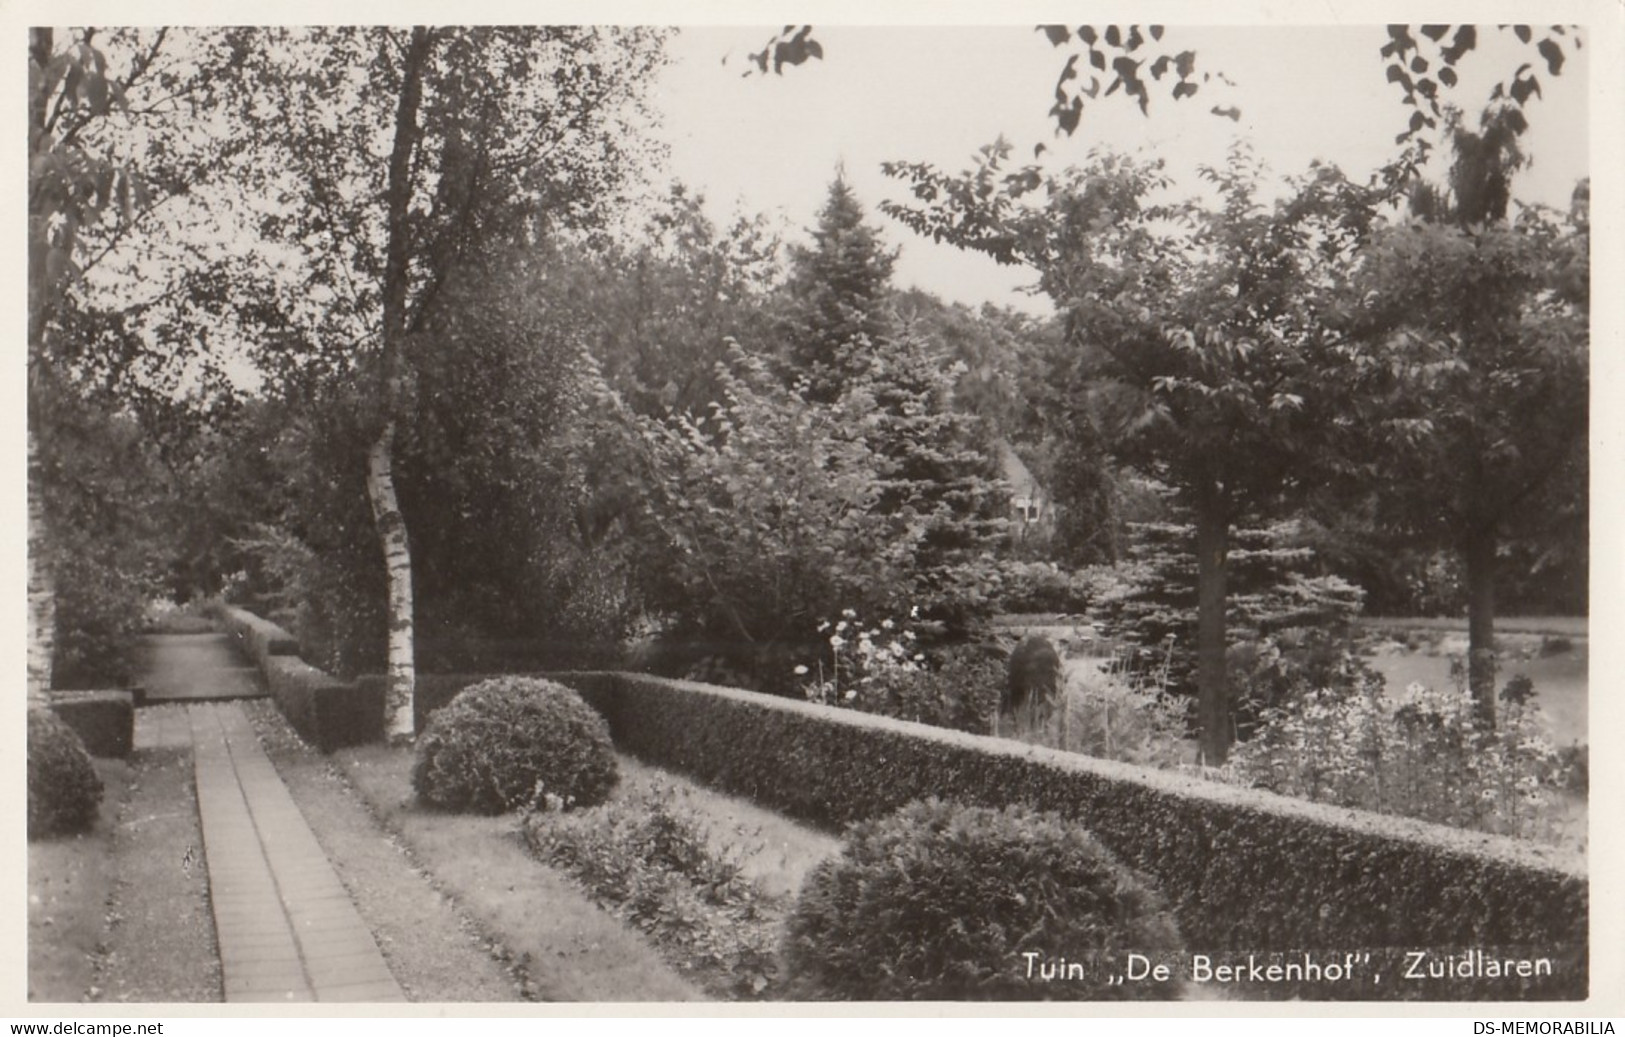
[[796, 608, 1003, 733], [1224, 676, 1575, 846]]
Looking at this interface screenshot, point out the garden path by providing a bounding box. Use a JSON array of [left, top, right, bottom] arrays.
[[137, 632, 264, 702], [136, 635, 404, 1003]]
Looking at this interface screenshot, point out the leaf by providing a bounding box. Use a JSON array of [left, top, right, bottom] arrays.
[[1211, 103, 1239, 121], [1149, 25, 1164, 41], [1173, 82, 1197, 100], [1419, 24, 1449, 42], [1105, 26, 1121, 48], [1079, 26, 1098, 45], [1150, 55, 1170, 80], [1089, 48, 1105, 71], [1509, 75, 1541, 106], [1438, 66, 1458, 87], [1041, 25, 1072, 47], [1537, 38, 1564, 75], [1513, 24, 1532, 43]]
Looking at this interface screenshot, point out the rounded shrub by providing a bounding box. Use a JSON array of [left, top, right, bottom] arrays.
[[411, 676, 618, 814], [785, 798, 1183, 1000], [28, 708, 104, 839]]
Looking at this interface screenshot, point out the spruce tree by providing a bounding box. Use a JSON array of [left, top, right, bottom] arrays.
[[849, 334, 1009, 638], [779, 172, 898, 401]]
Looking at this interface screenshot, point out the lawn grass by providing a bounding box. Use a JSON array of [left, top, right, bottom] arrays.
[[29, 731, 224, 1005], [333, 742, 701, 1002], [27, 758, 129, 1002]]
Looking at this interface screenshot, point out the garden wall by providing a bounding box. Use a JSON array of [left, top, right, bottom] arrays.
[[548, 671, 1587, 1001]]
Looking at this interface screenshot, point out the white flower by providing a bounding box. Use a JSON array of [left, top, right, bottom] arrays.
[[842, 608, 858, 619], [793, 665, 809, 676], [843, 689, 857, 702], [829, 635, 846, 649], [881, 618, 894, 630]]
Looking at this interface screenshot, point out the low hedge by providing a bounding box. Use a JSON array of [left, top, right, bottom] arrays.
[[262, 655, 383, 753], [48, 690, 134, 758], [556, 672, 1587, 1001], [211, 603, 300, 665], [355, 672, 506, 736]]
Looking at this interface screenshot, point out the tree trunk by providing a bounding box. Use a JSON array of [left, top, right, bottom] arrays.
[[27, 29, 55, 712], [1463, 527, 1498, 728], [368, 422, 415, 737], [1194, 496, 1231, 765], [371, 27, 434, 738], [27, 434, 54, 710]]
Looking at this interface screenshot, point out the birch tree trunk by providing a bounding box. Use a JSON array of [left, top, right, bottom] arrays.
[[370, 27, 435, 738], [27, 434, 54, 710], [368, 421, 415, 737], [27, 28, 55, 712]]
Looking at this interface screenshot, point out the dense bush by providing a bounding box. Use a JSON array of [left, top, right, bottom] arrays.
[[561, 671, 1587, 999], [995, 560, 1096, 615], [785, 798, 1183, 1000], [412, 676, 618, 814], [521, 778, 782, 998], [28, 708, 104, 839]]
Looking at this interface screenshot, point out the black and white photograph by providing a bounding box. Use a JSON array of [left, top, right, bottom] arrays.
[[16, 4, 1618, 1018]]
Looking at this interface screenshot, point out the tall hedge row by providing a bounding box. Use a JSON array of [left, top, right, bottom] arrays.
[[554, 671, 1587, 1001]]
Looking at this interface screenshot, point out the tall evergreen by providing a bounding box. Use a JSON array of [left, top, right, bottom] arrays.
[[849, 334, 1009, 638], [779, 172, 898, 401]]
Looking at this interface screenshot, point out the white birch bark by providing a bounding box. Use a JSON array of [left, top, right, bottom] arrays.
[[367, 421, 415, 737]]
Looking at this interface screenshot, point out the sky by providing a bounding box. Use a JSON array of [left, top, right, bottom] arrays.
[[649, 24, 1591, 315]]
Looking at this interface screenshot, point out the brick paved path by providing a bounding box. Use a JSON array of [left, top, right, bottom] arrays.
[[185, 702, 404, 1002]]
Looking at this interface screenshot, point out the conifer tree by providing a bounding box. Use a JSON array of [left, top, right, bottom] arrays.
[[779, 172, 898, 401], [849, 334, 1009, 638]]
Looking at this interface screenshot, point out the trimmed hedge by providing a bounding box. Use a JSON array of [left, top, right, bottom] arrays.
[[262, 656, 383, 753], [211, 603, 299, 665], [49, 690, 134, 758], [556, 672, 1588, 1001]]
